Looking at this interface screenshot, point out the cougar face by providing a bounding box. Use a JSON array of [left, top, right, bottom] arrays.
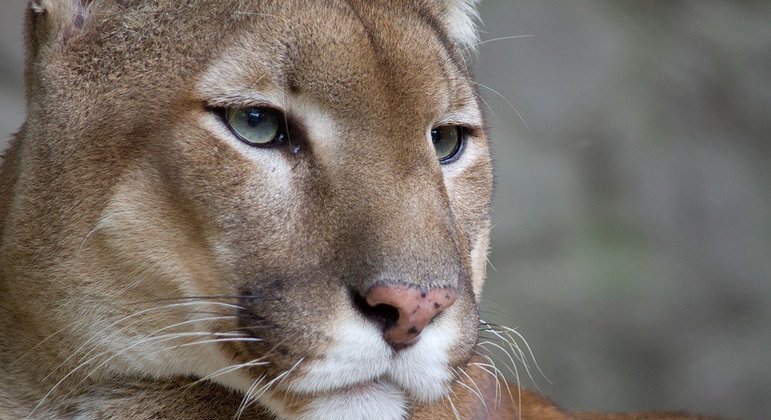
[[0, 0, 492, 418]]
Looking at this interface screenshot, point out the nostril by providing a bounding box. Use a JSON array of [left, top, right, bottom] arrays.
[[352, 283, 456, 350], [351, 290, 399, 330]]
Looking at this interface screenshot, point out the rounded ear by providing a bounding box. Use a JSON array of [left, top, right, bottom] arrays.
[[27, 0, 94, 50], [440, 0, 481, 51], [24, 0, 101, 96]]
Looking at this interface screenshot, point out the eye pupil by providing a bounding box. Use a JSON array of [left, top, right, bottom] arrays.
[[246, 109, 264, 127], [223, 106, 283, 147], [431, 129, 441, 144], [431, 125, 464, 163]]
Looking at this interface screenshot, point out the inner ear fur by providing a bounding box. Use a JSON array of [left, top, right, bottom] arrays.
[[27, 0, 95, 48], [438, 0, 481, 50], [26, 0, 140, 49]]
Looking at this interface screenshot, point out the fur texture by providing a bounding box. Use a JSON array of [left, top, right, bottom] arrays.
[[0, 1, 714, 419]]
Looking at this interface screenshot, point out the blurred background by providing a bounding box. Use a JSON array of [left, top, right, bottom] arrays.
[[1, 1, 768, 419]]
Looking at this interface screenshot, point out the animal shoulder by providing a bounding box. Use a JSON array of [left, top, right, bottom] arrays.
[[0, 1, 713, 419]]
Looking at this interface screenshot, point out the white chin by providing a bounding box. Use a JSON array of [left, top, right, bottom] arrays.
[[387, 317, 457, 402], [261, 309, 460, 419], [287, 318, 394, 394], [287, 311, 458, 402], [299, 381, 408, 420]]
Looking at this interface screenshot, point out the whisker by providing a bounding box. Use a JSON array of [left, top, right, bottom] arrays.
[[235, 374, 266, 420], [186, 359, 270, 389], [470, 80, 531, 133], [467, 34, 534, 50], [43, 307, 238, 383], [128, 296, 268, 306], [257, 358, 303, 398], [237, 357, 304, 419], [476, 341, 522, 420], [28, 331, 221, 418], [446, 390, 462, 420], [475, 92, 498, 122], [232, 334, 300, 419], [456, 365, 488, 409], [17, 301, 223, 368], [277, 357, 304, 386], [479, 326, 545, 395], [482, 322, 550, 384], [454, 379, 487, 413], [472, 350, 512, 406], [74, 332, 246, 393], [477, 340, 522, 376], [482, 226, 498, 273], [10, 326, 70, 367], [70, 314, 239, 366], [75, 217, 108, 259], [454, 367, 487, 414], [172, 336, 262, 349], [479, 328, 533, 383], [34, 314, 238, 414], [468, 361, 503, 406], [472, 349, 510, 401], [476, 340, 522, 402]]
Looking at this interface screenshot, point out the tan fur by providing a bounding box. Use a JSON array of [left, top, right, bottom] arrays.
[[1, 1, 713, 418]]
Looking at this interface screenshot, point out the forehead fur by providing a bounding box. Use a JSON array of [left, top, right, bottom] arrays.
[[31, 1, 480, 87], [31, 0, 481, 49], [29, 0, 482, 138], [194, 1, 479, 121]]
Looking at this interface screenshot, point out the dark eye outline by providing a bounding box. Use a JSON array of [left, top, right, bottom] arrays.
[[431, 125, 467, 164], [214, 106, 288, 148]]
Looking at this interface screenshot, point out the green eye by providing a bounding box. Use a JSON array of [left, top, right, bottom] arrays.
[[224, 107, 285, 147], [431, 126, 464, 163]]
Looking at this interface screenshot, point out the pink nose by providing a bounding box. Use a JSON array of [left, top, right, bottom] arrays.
[[365, 284, 456, 349]]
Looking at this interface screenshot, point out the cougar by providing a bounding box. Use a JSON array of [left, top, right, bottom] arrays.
[[0, 1, 712, 419]]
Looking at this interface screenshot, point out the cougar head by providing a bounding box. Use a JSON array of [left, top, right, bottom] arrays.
[[1, 0, 493, 418]]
